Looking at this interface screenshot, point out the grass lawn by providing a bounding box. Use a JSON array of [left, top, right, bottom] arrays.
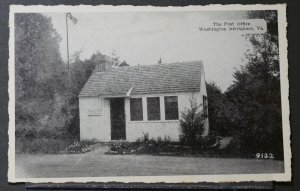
[[15, 147, 284, 178]]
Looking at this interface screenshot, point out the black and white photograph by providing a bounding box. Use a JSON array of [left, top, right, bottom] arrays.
[[8, 4, 290, 183]]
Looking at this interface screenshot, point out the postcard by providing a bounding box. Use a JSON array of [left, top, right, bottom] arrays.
[[8, 4, 290, 183]]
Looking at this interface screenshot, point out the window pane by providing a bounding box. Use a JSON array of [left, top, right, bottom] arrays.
[[147, 97, 160, 120], [165, 96, 179, 120], [130, 98, 143, 121]]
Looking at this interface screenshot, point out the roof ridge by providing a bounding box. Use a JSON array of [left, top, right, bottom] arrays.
[[114, 60, 203, 70]]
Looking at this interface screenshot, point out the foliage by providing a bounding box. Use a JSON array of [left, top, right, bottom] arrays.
[[179, 101, 206, 150], [225, 10, 283, 159], [108, 139, 181, 155], [107, 135, 251, 158], [204, 11, 283, 159], [206, 82, 237, 136], [15, 13, 129, 153], [62, 141, 105, 154], [15, 13, 72, 147], [15, 137, 74, 154]]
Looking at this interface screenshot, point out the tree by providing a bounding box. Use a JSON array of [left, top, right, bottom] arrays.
[[63, 51, 102, 137], [119, 60, 129, 67], [226, 10, 283, 158], [110, 49, 120, 66], [15, 13, 68, 137], [206, 82, 237, 136], [15, 13, 132, 153], [179, 100, 205, 151]]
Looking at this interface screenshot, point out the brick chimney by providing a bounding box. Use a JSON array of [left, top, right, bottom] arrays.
[[96, 61, 113, 72]]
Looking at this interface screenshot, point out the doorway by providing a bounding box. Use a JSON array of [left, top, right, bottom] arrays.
[[110, 98, 126, 140]]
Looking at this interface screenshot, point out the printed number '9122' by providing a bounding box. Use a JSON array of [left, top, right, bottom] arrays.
[[256, 153, 275, 159]]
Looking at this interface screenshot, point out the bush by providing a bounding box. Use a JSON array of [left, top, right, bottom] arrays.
[[107, 135, 179, 155], [15, 119, 78, 154], [198, 131, 219, 149], [62, 141, 104, 154], [15, 137, 74, 154], [179, 102, 206, 150]]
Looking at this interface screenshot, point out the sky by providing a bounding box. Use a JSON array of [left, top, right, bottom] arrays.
[[44, 11, 251, 91]]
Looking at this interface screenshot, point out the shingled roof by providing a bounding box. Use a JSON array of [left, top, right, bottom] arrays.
[[79, 61, 203, 97]]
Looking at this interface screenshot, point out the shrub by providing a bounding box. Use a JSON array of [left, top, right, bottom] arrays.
[[15, 137, 74, 154], [179, 102, 206, 150], [199, 130, 219, 149], [62, 141, 103, 154], [142, 132, 149, 142], [164, 135, 171, 143], [157, 136, 162, 143]]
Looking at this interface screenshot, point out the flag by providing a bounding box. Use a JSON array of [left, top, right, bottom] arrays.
[[66, 13, 78, 24]]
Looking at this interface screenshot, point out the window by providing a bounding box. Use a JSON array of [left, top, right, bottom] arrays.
[[130, 98, 143, 121], [165, 96, 179, 120], [147, 97, 160, 120], [203, 95, 208, 118]]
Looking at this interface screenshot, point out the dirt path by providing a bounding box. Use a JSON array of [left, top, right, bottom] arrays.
[[15, 152, 284, 178]]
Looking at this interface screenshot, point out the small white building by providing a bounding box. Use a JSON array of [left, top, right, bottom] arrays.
[[79, 61, 208, 142]]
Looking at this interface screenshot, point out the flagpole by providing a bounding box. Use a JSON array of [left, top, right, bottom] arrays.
[[66, 13, 70, 81]]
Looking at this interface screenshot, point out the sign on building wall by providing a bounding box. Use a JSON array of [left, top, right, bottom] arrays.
[[88, 97, 102, 116]]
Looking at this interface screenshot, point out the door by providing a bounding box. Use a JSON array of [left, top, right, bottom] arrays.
[[110, 98, 126, 140]]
